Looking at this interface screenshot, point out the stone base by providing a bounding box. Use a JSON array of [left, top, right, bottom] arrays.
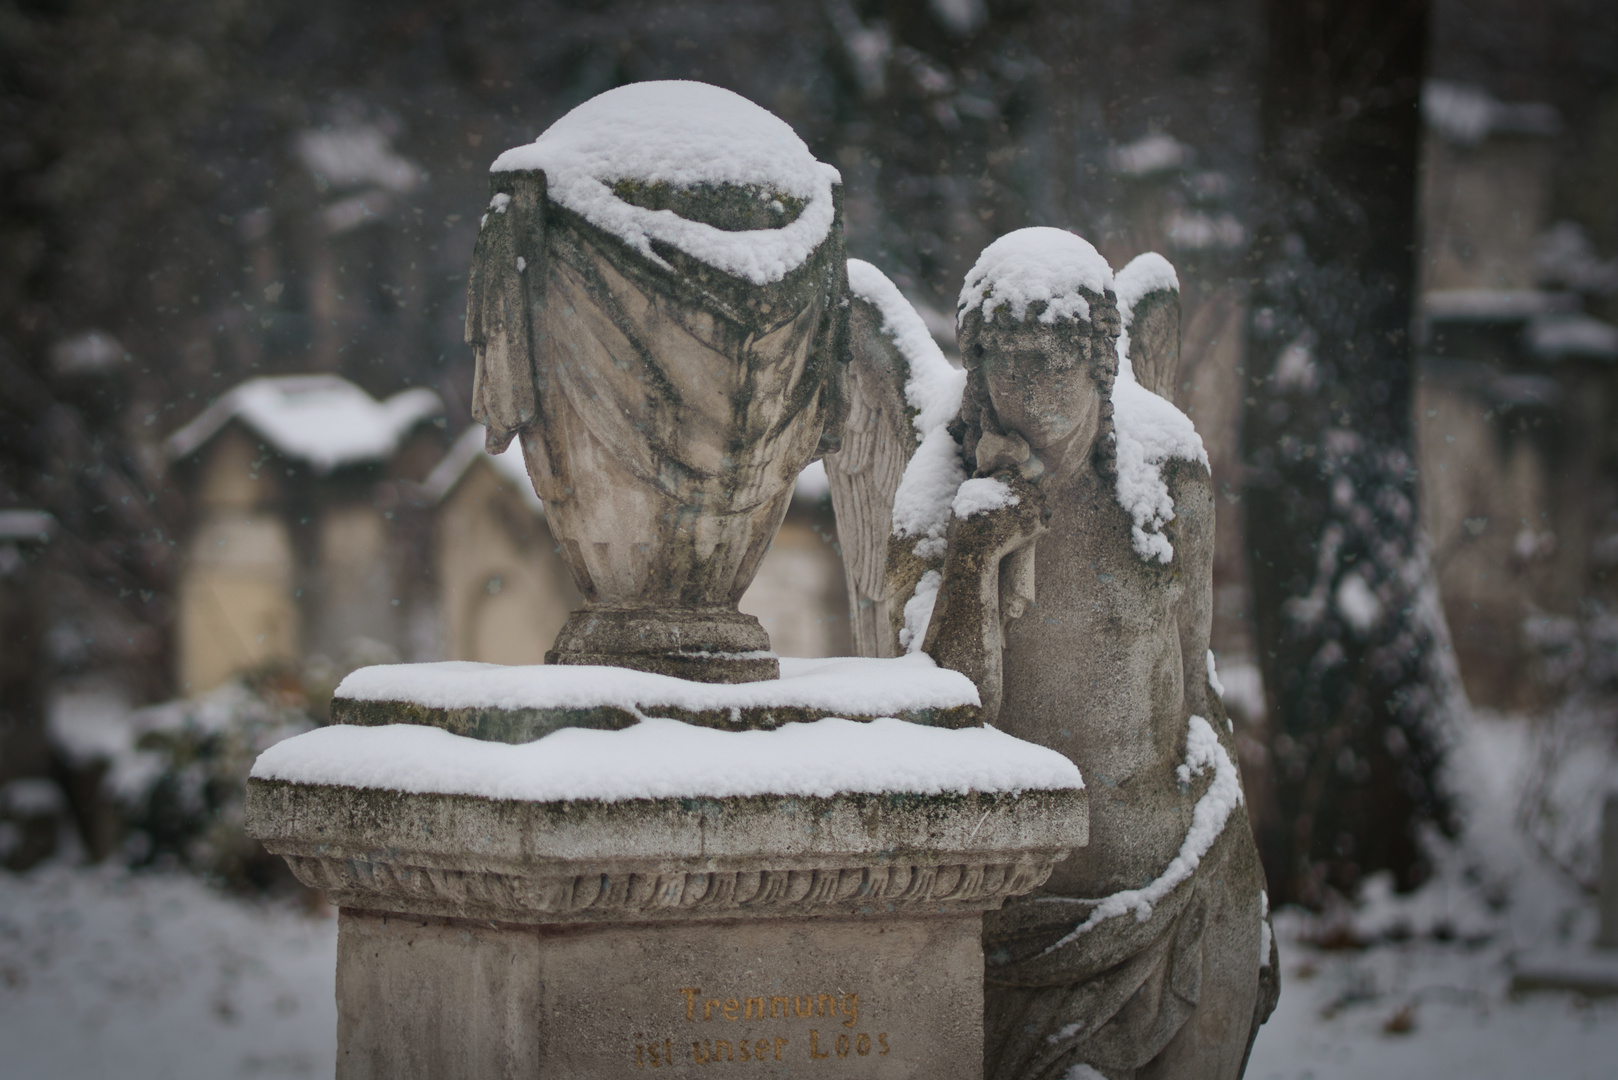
[[247, 736, 1086, 1079], [336, 909, 983, 1079], [547, 607, 780, 683]]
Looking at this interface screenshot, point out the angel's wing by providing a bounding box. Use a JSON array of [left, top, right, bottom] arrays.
[[826, 287, 911, 656], [1115, 252, 1181, 401], [826, 260, 957, 657], [467, 170, 547, 452]]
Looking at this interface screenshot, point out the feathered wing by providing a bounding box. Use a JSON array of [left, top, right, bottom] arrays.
[[1115, 252, 1182, 402], [825, 290, 913, 657]]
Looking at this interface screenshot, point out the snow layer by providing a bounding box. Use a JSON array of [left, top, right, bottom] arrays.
[[890, 423, 968, 545], [166, 375, 443, 475], [952, 476, 1018, 518], [1041, 715, 1242, 958], [846, 258, 967, 435], [1258, 889, 1272, 969], [1422, 79, 1561, 147], [957, 227, 1113, 327], [1108, 133, 1192, 178], [1205, 649, 1225, 699], [0, 778, 64, 816], [294, 124, 422, 194], [1, 863, 337, 1080], [0, 508, 53, 542], [899, 569, 943, 654], [47, 686, 135, 769], [252, 715, 1082, 802], [490, 82, 840, 285], [1526, 313, 1618, 361], [1106, 250, 1206, 563], [1335, 572, 1383, 634], [1110, 365, 1208, 563], [1111, 251, 1180, 392], [1113, 252, 1179, 328], [335, 653, 978, 716], [846, 259, 971, 555], [1421, 289, 1577, 322]]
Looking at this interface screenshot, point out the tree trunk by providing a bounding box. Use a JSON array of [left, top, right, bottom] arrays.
[[1243, 0, 1458, 906]]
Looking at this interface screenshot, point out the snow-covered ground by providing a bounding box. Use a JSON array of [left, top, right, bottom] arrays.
[[3, 713, 1615, 1079], [1247, 917, 1618, 1079], [0, 863, 337, 1079], [1248, 712, 1618, 1079]]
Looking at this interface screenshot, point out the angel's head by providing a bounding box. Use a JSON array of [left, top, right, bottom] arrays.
[[953, 229, 1120, 479]]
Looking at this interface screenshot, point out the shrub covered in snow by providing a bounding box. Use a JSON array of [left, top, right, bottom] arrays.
[[49, 644, 399, 891], [110, 671, 314, 890], [1518, 606, 1618, 893]]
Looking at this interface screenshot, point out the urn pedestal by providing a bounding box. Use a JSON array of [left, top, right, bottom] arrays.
[[247, 765, 1086, 1080]]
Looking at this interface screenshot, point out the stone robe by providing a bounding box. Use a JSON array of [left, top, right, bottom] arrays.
[[978, 456, 1278, 1080]]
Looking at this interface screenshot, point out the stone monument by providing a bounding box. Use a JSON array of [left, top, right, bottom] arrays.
[[887, 229, 1278, 1079], [245, 83, 1090, 1080]]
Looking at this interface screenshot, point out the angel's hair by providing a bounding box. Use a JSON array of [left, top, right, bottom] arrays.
[[949, 291, 1119, 482]]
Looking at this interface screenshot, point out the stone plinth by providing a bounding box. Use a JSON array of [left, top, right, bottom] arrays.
[[327, 655, 984, 741], [247, 757, 1085, 1079]]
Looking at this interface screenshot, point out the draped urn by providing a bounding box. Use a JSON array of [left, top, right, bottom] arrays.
[[465, 81, 849, 683]]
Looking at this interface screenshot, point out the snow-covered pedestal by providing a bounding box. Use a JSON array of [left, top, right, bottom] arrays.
[[245, 659, 1087, 1080]]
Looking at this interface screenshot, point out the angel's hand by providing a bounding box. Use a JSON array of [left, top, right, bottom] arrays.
[[949, 472, 1050, 562]]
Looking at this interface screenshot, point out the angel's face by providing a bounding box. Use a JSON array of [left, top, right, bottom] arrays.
[[963, 300, 1115, 453]]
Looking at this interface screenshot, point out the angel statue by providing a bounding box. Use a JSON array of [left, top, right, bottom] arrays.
[[843, 229, 1278, 1078], [464, 81, 848, 683]]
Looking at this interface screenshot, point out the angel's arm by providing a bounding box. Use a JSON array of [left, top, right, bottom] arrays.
[[923, 476, 1047, 724]]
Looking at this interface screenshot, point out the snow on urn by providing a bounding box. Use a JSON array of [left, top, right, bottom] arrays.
[[466, 81, 850, 683]]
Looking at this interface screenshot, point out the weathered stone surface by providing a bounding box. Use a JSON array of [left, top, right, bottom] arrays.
[[1123, 286, 1181, 400], [330, 692, 977, 741], [335, 908, 985, 1080], [913, 234, 1276, 1079], [327, 655, 983, 738], [466, 166, 851, 684], [246, 778, 1086, 924], [250, 762, 1087, 1078], [544, 608, 780, 683], [329, 695, 636, 744]]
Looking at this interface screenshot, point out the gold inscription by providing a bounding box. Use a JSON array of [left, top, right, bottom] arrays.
[[680, 988, 858, 1027], [639, 988, 886, 1066], [633, 1039, 676, 1068]]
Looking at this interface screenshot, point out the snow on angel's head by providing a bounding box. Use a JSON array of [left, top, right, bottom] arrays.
[[489, 81, 842, 285], [957, 226, 1115, 327], [954, 228, 1121, 467]]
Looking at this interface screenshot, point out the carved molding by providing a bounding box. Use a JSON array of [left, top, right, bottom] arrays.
[[276, 850, 1060, 924]]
